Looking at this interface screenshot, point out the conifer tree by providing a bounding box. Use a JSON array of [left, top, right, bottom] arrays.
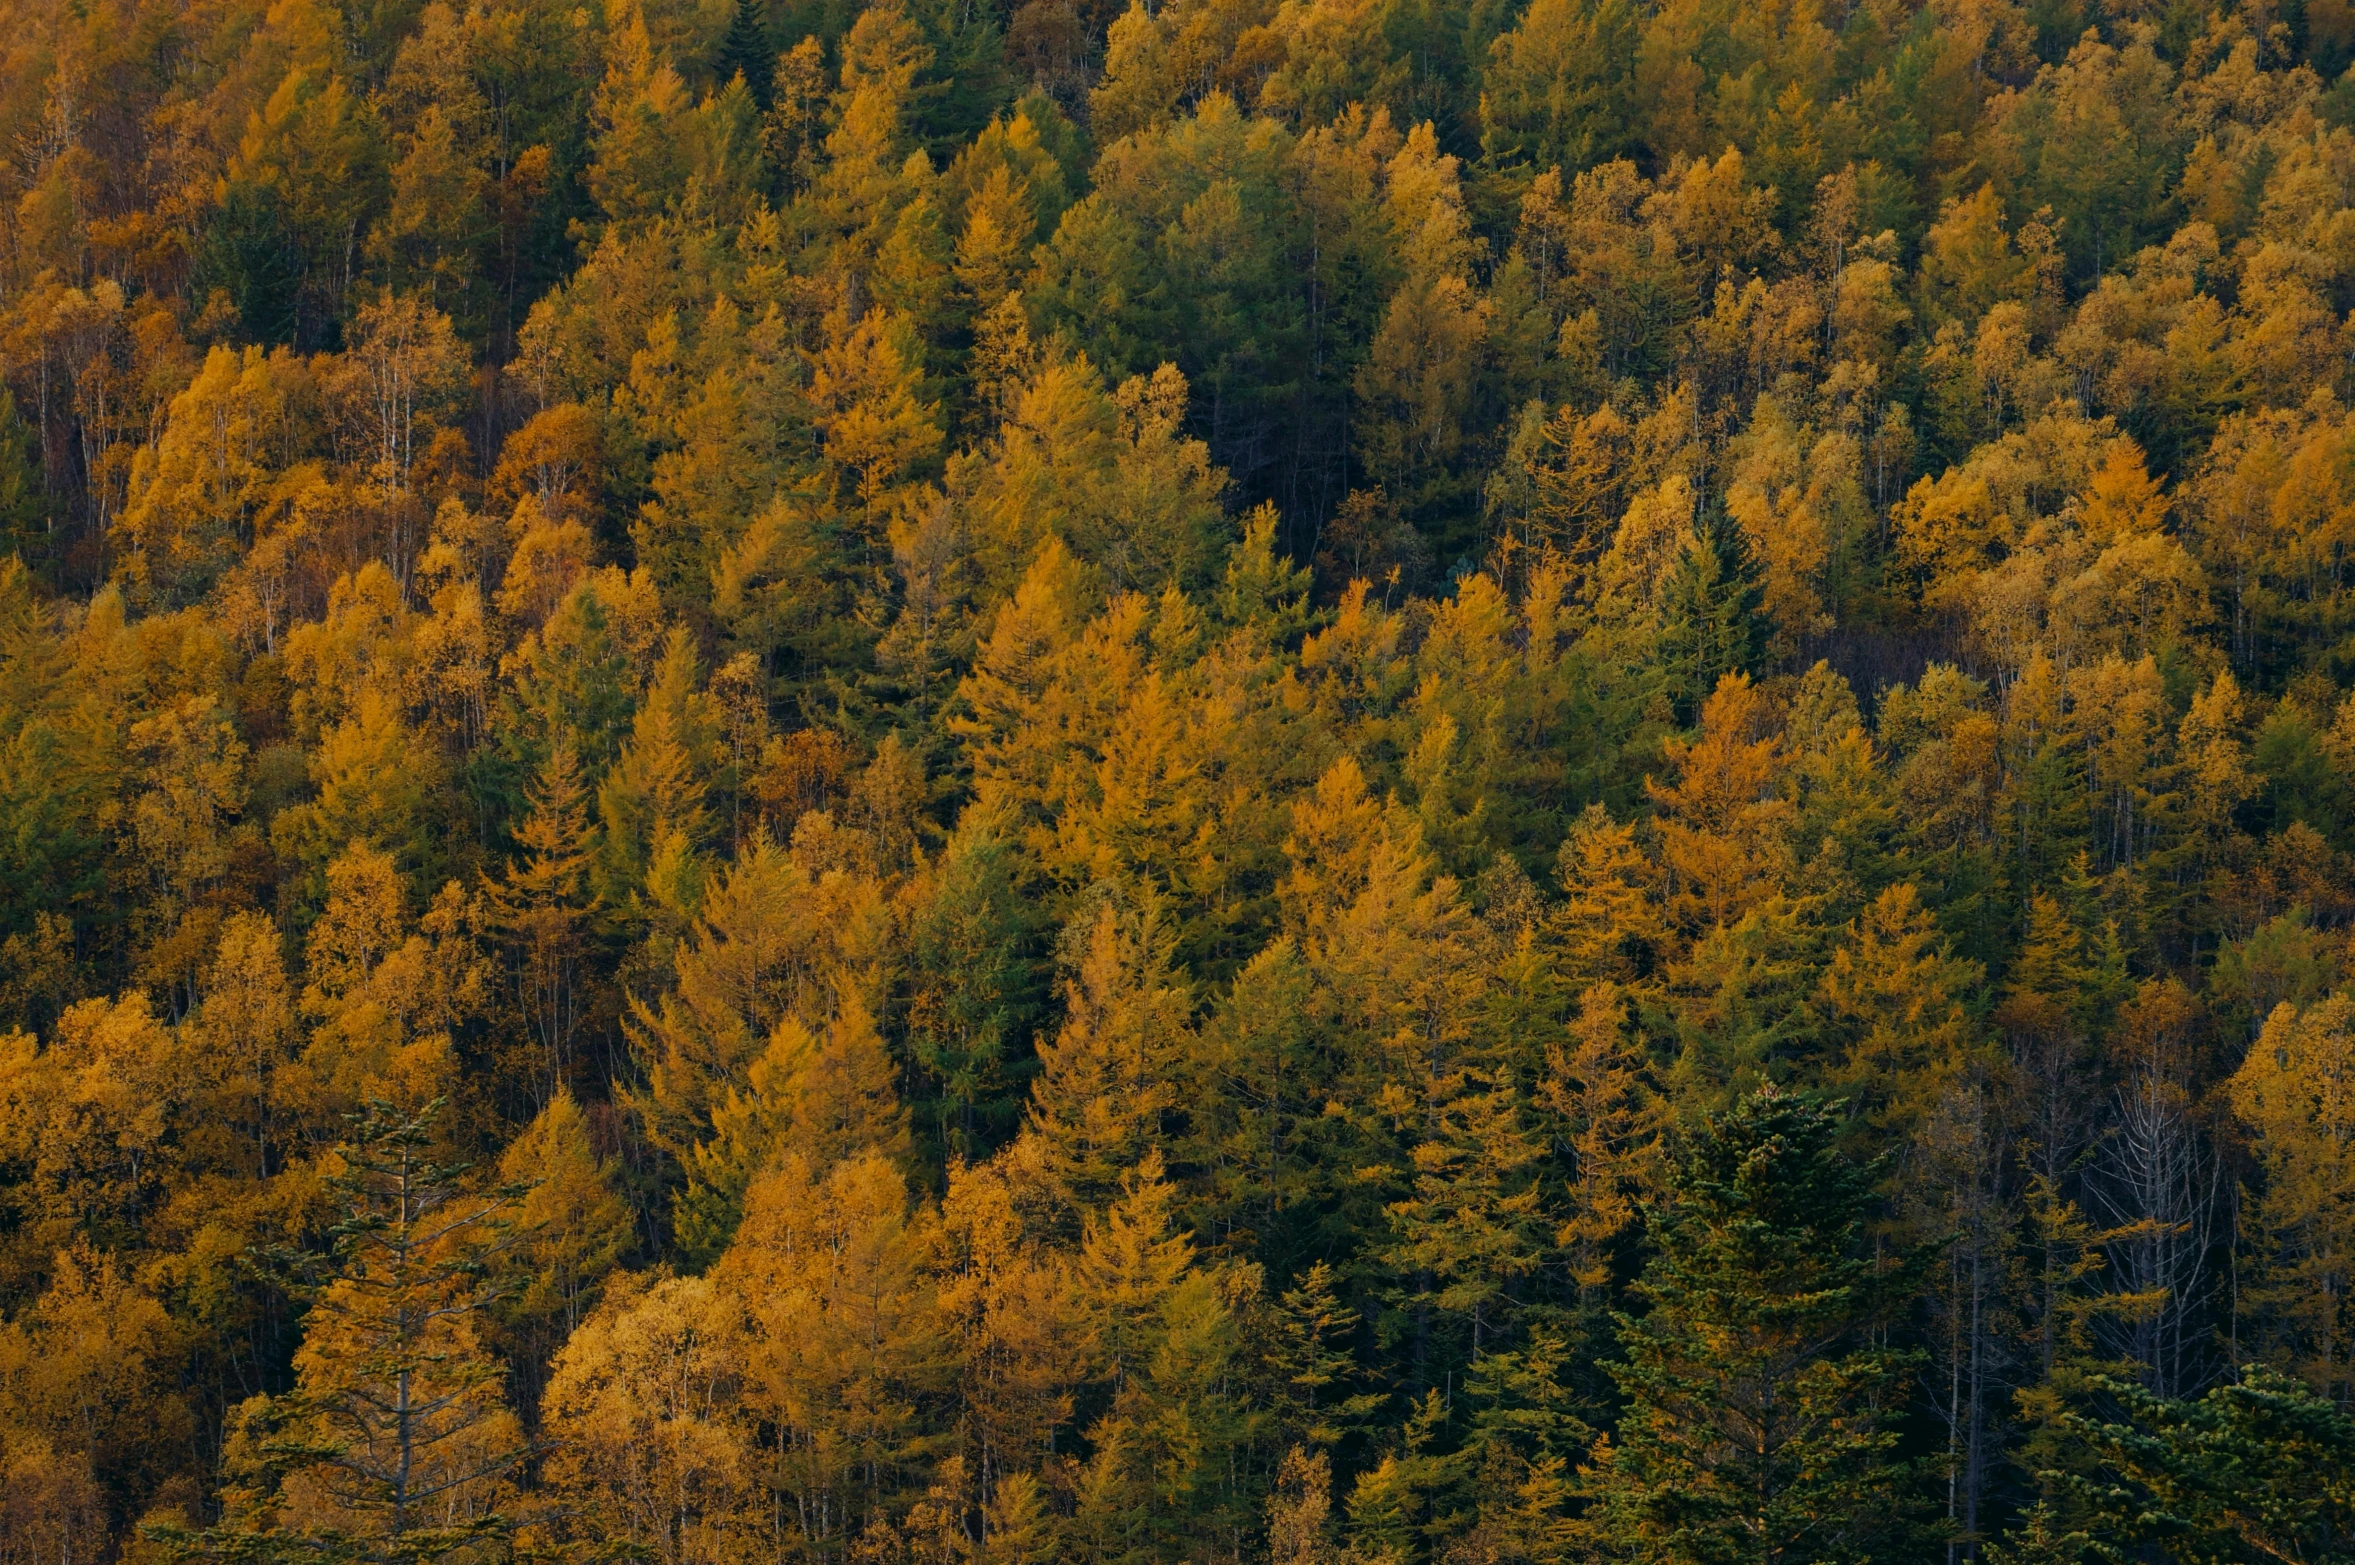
[[159, 1103, 527, 1563], [1009, 885, 1191, 1225], [1580, 1088, 1925, 1565], [483, 736, 597, 1104], [2040, 1365, 2355, 1565], [1656, 506, 1770, 726], [717, 0, 776, 112], [1379, 1064, 1551, 1361], [904, 820, 1043, 1164], [496, 1088, 634, 1384]]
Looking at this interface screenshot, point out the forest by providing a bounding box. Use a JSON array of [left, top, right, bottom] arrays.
[[9, 0, 2355, 1558]]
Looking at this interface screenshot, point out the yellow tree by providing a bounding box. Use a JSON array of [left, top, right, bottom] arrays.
[[675, 997, 909, 1261], [931, 1157, 1087, 1518], [539, 1272, 759, 1565], [195, 911, 296, 1180], [115, 346, 312, 609], [1645, 673, 1795, 938], [1819, 883, 1987, 1141], [1537, 983, 1659, 1299], [1550, 803, 1670, 985], [494, 1088, 634, 1391], [1065, 1149, 1259, 1565], [1008, 887, 1193, 1226], [174, 1104, 525, 1562], [2231, 994, 2355, 1401], [0, 1246, 192, 1539], [1354, 124, 1491, 524], [585, 0, 693, 230], [295, 844, 484, 1117], [719, 1150, 943, 1565], [624, 832, 862, 1170], [0, 994, 190, 1257], [482, 737, 597, 1103]]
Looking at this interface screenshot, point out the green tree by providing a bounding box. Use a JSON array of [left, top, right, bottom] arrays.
[[2039, 1366, 2355, 1565], [1656, 506, 1769, 726], [716, 0, 776, 110], [1580, 1088, 1925, 1565]]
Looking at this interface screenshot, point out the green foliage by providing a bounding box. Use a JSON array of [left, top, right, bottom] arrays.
[[2036, 1366, 2355, 1565], [1581, 1089, 1928, 1565], [1655, 505, 1768, 727]]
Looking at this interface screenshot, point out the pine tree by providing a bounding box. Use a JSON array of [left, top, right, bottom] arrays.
[[1267, 1446, 1339, 1565], [1656, 506, 1770, 726], [716, 0, 776, 112], [718, 1147, 938, 1563], [675, 998, 910, 1263], [1008, 885, 1191, 1226], [1270, 1261, 1383, 1451], [1067, 1150, 1258, 1565], [2044, 1365, 2355, 1565], [494, 1088, 634, 1397], [904, 820, 1043, 1165], [1538, 982, 1659, 1301], [1580, 1088, 1926, 1565], [1379, 1064, 1552, 1362]]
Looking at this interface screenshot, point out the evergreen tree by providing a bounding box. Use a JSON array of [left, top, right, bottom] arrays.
[[2038, 1365, 2355, 1565], [1580, 1088, 1926, 1565], [717, 0, 777, 112], [483, 737, 599, 1105], [495, 1088, 634, 1385], [904, 820, 1044, 1165], [1656, 506, 1770, 726]]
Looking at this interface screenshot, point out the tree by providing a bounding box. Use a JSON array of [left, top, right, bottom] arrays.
[[1378, 1063, 1552, 1361], [719, 1148, 941, 1565], [539, 1271, 758, 1563], [1476, 0, 1641, 175], [1579, 1088, 1925, 1565], [1065, 1151, 1259, 1565], [675, 998, 910, 1262], [482, 736, 597, 1104], [587, 1, 695, 230], [1645, 672, 1794, 938], [2040, 1365, 2355, 1565], [494, 1087, 634, 1402], [903, 819, 1044, 1164], [1009, 886, 1192, 1225], [1353, 124, 1492, 540], [197, 911, 297, 1180], [0, 389, 48, 567], [716, 0, 776, 111], [1655, 506, 1769, 727], [157, 1103, 526, 1563], [2229, 993, 2355, 1402]]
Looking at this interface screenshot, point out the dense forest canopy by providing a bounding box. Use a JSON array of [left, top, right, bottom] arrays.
[[12, 0, 2355, 1559]]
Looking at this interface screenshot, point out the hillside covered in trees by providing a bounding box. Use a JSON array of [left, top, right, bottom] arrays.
[[14, 0, 2355, 1559]]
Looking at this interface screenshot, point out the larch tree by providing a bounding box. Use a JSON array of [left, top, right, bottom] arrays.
[[161, 1103, 527, 1563]]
